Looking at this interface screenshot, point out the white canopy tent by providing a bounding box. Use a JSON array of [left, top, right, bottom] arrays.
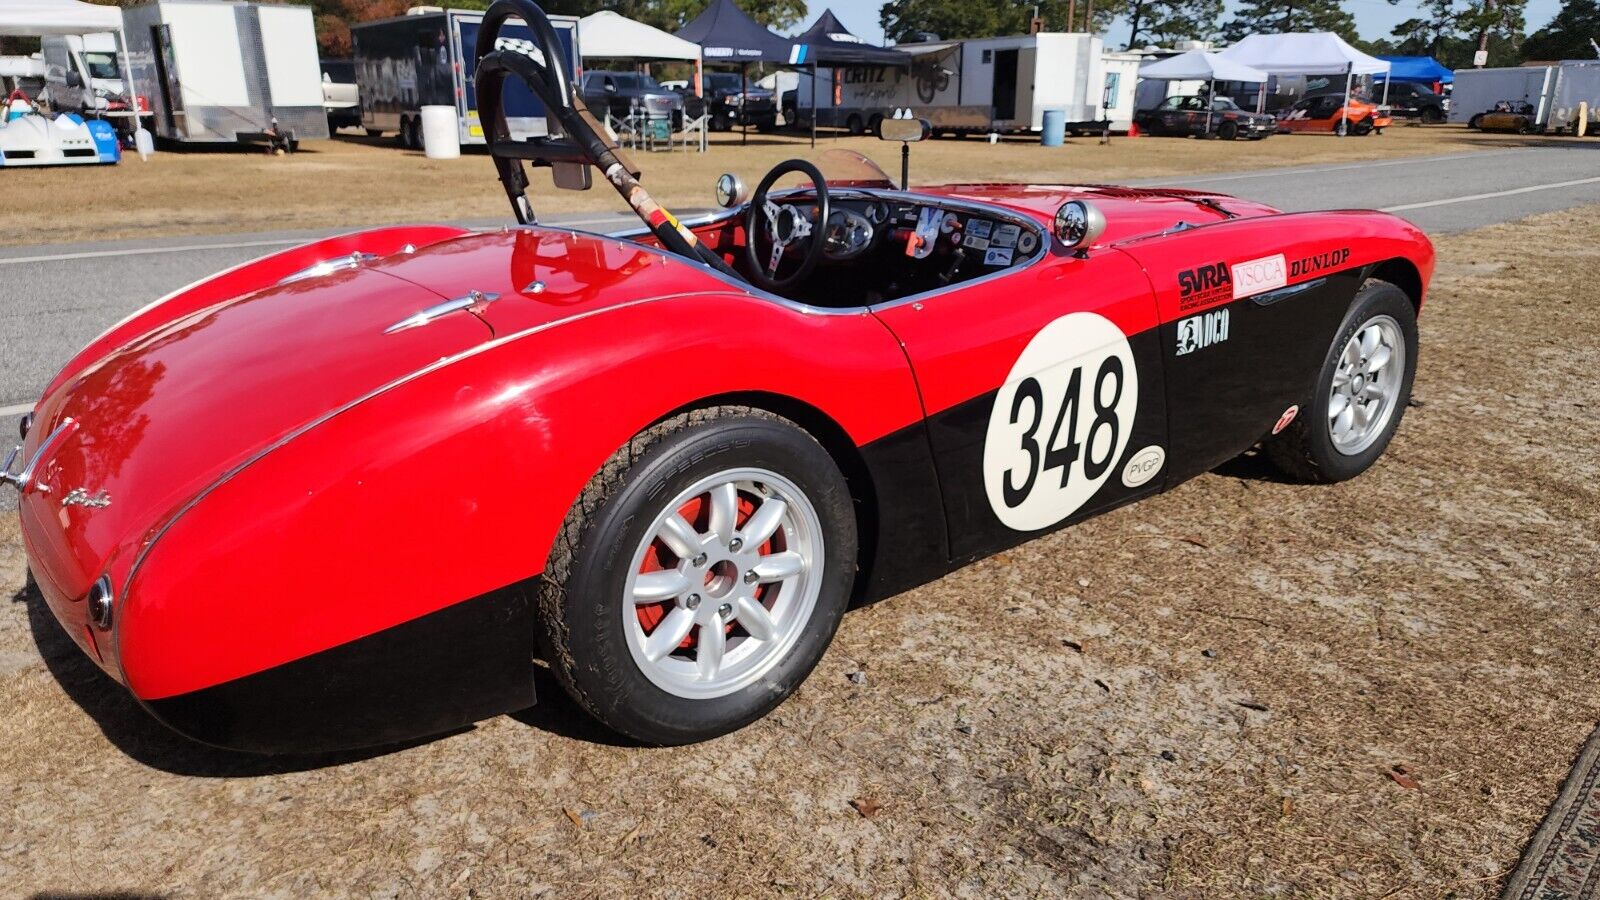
[[578, 11, 701, 62], [0, 0, 121, 36], [1217, 32, 1392, 130], [1138, 50, 1268, 133]]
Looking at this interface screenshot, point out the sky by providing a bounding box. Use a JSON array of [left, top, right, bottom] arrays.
[[790, 0, 1566, 48]]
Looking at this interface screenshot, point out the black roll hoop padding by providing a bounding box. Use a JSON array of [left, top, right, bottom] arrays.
[[473, 0, 740, 279]]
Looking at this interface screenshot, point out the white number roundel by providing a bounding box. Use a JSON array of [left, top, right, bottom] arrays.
[[983, 312, 1139, 531]]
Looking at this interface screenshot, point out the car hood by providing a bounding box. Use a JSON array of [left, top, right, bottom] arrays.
[[19, 228, 738, 604]]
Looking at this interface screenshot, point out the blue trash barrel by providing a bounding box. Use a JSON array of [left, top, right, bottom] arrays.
[[1041, 108, 1066, 146]]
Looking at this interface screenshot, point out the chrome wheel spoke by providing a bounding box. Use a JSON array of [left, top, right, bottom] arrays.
[[1365, 345, 1392, 374], [752, 551, 804, 582], [634, 570, 689, 604], [1359, 326, 1381, 358], [1328, 393, 1350, 421], [697, 617, 726, 679], [658, 513, 702, 559], [1334, 402, 1355, 436], [645, 606, 696, 661], [734, 596, 778, 641], [707, 482, 740, 543], [740, 498, 787, 547]]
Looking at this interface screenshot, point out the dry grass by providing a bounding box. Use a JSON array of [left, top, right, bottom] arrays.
[[0, 124, 1539, 246], [1, 205, 1598, 897]]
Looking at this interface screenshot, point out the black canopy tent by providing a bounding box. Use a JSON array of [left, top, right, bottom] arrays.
[[791, 9, 911, 147], [675, 0, 796, 145]]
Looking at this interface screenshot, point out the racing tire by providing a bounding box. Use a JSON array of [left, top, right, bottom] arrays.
[[1263, 279, 1418, 484], [1218, 120, 1239, 140], [1468, 114, 1483, 130], [535, 406, 858, 745], [846, 114, 864, 136], [1334, 118, 1350, 137]]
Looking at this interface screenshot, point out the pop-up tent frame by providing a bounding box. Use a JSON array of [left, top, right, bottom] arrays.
[[790, 9, 911, 147], [675, 0, 795, 145], [1218, 32, 1392, 133], [1138, 49, 1268, 134], [0, 0, 145, 130]]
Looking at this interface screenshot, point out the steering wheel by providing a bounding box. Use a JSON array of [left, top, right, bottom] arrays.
[[745, 159, 830, 293]]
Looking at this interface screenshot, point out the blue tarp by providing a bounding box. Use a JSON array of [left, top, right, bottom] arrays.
[[1376, 55, 1453, 84]]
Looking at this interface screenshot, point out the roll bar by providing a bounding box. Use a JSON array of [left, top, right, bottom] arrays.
[[473, 0, 739, 278]]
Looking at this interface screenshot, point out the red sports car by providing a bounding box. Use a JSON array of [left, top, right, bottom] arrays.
[[5, 0, 1433, 752]]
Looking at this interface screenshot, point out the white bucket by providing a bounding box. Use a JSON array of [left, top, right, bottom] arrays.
[[420, 105, 460, 159]]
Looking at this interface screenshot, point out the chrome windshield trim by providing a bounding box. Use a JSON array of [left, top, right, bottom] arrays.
[[1, 417, 76, 494]]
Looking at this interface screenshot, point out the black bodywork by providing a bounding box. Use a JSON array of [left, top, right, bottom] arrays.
[[1379, 82, 1447, 122]]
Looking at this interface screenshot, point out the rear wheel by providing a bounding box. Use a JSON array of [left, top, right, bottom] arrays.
[[1334, 118, 1350, 136], [1218, 120, 1239, 140], [1468, 113, 1483, 130], [846, 114, 864, 136], [1263, 280, 1417, 483], [536, 407, 857, 745], [1420, 106, 1443, 124]]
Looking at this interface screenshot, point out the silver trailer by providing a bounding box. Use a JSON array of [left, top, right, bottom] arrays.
[[1546, 63, 1600, 134], [1451, 62, 1600, 133], [122, 0, 328, 147], [352, 7, 580, 150]]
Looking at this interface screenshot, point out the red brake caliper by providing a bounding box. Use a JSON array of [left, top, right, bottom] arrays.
[[636, 491, 778, 650]]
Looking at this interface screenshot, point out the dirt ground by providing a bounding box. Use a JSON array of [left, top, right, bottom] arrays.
[[2, 204, 1599, 898], [0, 124, 1539, 246]]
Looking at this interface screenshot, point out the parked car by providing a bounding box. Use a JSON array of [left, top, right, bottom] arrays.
[[671, 71, 777, 131], [8, 0, 1434, 753], [321, 58, 361, 132], [1278, 93, 1393, 135], [579, 69, 683, 129], [1134, 94, 1275, 139], [1378, 81, 1447, 123], [1467, 99, 1538, 133]]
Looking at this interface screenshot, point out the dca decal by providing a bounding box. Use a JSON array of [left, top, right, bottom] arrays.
[[983, 313, 1138, 531]]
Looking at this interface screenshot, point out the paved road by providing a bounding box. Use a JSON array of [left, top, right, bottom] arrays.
[[4, 142, 1599, 428]]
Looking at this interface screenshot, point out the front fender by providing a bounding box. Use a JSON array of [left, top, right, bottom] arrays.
[[116, 291, 923, 750]]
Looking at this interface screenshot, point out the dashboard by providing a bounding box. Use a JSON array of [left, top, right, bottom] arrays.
[[817, 195, 1043, 272]]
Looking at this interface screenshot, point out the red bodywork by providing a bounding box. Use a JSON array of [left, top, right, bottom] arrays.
[[15, 183, 1433, 750]]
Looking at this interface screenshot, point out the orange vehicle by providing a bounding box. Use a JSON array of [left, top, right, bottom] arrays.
[[1277, 93, 1393, 135]]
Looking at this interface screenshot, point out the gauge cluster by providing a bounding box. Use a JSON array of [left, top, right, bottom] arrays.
[[812, 194, 1044, 271]]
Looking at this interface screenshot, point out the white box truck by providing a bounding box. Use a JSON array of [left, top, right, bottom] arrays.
[[352, 7, 581, 150], [121, 0, 329, 147], [791, 33, 1128, 136]]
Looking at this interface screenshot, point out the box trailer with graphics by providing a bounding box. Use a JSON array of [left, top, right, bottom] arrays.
[[121, 1, 327, 146], [352, 8, 580, 150], [792, 33, 1130, 135]]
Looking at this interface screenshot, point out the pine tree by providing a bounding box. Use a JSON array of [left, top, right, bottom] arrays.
[[1523, 0, 1600, 60], [1125, 0, 1224, 48], [1221, 0, 1359, 43]]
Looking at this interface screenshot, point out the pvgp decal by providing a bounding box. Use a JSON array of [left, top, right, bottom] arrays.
[[1231, 254, 1287, 299], [1175, 308, 1230, 356], [1290, 248, 1350, 278], [1177, 261, 1231, 311]]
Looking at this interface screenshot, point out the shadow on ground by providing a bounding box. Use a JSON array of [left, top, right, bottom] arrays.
[[14, 576, 626, 776]]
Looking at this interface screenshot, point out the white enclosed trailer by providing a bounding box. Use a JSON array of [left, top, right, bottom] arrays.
[[793, 33, 1126, 135], [1448, 65, 1553, 125], [1545, 63, 1600, 133], [121, 0, 328, 146]]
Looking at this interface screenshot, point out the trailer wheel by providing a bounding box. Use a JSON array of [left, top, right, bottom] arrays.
[[365, 127, 385, 138], [845, 114, 864, 136], [867, 113, 883, 137]]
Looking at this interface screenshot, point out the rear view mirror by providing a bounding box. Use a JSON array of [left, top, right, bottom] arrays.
[[879, 116, 930, 143]]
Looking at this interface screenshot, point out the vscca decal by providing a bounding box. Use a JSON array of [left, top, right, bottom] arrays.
[[984, 313, 1139, 531]]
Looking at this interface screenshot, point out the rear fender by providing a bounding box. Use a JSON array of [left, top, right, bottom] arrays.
[[117, 292, 925, 731], [43, 225, 471, 397]]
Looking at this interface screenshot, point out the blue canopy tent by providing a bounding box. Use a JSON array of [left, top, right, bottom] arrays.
[[1376, 56, 1454, 85]]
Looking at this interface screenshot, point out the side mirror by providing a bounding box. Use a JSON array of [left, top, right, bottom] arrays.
[[65, 71, 84, 89], [1054, 200, 1105, 256], [878, 115, 930, 143], [714, 172, 747, 209]]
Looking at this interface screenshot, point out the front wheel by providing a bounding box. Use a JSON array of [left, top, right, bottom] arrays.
[[1263, 280, 1417, 483], [536, 407, 858, 745]]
